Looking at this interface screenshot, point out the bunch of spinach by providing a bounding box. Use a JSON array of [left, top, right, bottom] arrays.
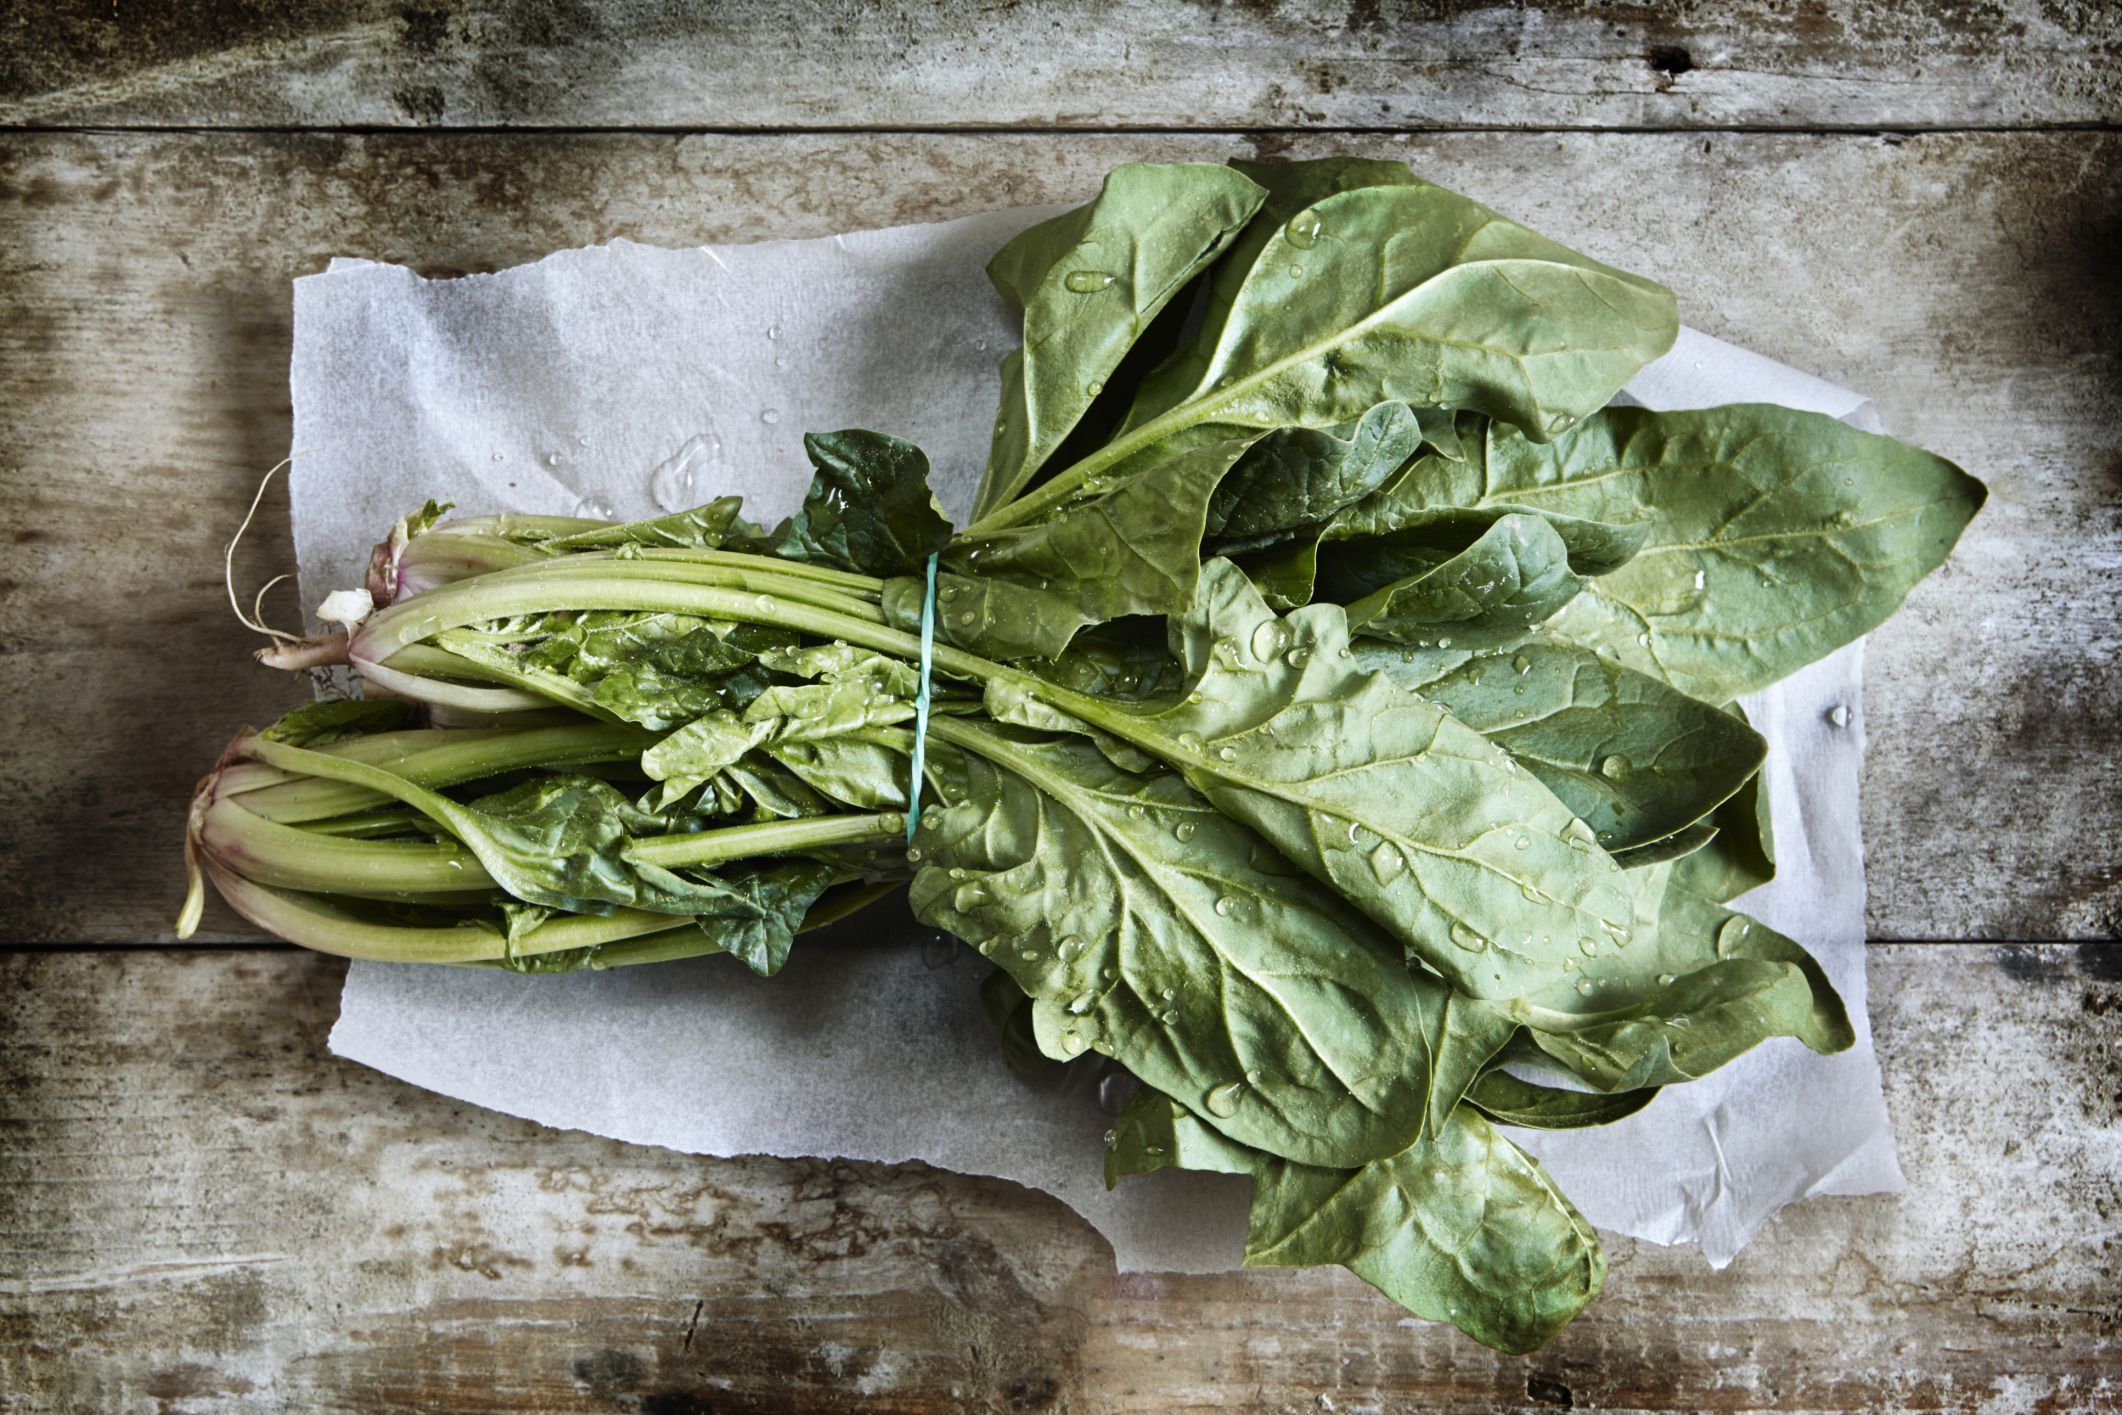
[[184, 158, 1982, 1353]]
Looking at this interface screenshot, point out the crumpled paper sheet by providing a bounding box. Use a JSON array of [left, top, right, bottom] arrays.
[[295, 206, 1903, 1273]]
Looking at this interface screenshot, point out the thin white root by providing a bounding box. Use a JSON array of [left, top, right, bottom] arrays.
[[250, 573, 291, 635], [226, 458, 303, 646]]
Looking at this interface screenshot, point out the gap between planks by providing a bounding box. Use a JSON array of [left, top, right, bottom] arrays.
[[4, 121, 2120, 137]]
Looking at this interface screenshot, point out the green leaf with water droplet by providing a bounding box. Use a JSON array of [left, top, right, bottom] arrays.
[[1464, 1069, 1660, 1130], [1060, 561, 1639, 1010], [538, 496, 749, 552], [1334, 512, 1591, 648], [1357, 633, 1767, 853], [1116, 155, 1431, 436], [1670, 747, 1776, 902], [909, 725, 1513, 1168], [257, 698, 416, 748], [1108, 1083, 1606, 1354], [745, 430, 952, 578], [973, 163, 1268, 519], [908, 435, 1265, 659], [1204, 401, 1432, 543], [1510, 956, 1819, 1090], [1468, 406, 1986, 701]]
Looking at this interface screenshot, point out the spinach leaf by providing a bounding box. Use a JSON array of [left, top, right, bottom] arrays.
[[1357, 634, 1768, 853], [974, 163, 1268, 518], [1107, 1086, 1605, 1355], [1657, 880, 1853, 1054], [1511, 956, 1820, 1090], [1457, 406, 1986, 700], [693, 859, 840, 976], [1205, 401, 1430, 542], [1334, 513, 1590, 647], [910, 727, 1514, 1168], [1063, 561, 1640, 1009], [1118, 155, 1430, 435], [539, 497, 749, 551], [258, 698, 416, 747], [979, 178, 1678, 540], [1465, 1070, 1660, 1130], [1670, 758, 1776, 901], [925, 435, 1264, 659], [1116, 167, 1674, 455], [753, 430, 953, 577]]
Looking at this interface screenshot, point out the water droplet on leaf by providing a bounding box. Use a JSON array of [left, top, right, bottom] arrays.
[[1250, 621, 1289, 663], [1063, 270, 1116, 293]]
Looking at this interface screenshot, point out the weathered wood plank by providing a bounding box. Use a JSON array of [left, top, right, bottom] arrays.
[[0, 942, 2115, 1411], [1, 129, 2115, 944], [4, 0, 2119, 133]]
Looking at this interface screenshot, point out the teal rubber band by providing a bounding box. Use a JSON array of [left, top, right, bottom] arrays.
[[905, 551, 940, 844]]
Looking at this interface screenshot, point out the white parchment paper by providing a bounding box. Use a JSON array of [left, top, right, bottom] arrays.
[[297, 208, 1904, 1273]]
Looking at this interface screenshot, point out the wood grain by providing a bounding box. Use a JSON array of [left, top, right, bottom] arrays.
[[1, 129, 2115, 945], [3, 0, 2119, 133], [1, 941, 2115, 1412]]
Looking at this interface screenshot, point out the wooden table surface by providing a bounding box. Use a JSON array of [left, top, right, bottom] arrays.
[[2, 4, 2117, 1411]]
